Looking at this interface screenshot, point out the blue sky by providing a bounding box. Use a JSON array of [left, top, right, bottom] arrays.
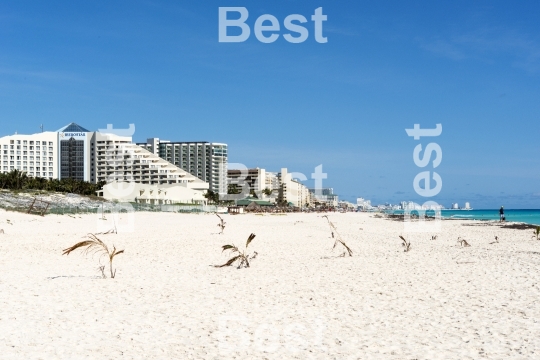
[[1, 1, 539, 208]]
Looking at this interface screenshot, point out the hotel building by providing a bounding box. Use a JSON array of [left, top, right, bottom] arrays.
[[0, 123, 208, 191], [309, 188, 339, 207], [0, 132, 57, 179], [136, 138, 227, 194], [227, 167, 311, 207]]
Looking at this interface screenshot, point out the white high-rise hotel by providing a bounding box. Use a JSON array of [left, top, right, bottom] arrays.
[[0, 123, 226, 193], [136, 138, 228, 194]]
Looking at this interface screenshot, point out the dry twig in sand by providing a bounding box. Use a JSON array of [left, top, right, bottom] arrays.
[[399, 236, 412, 252], [0, 229, 4, 234], [533, 227, 540, 241], [322, 215, 353, 257], [490, 236, 499, 244], [458, 237, 471, 247], [215, 233, 257, 269], [62, 234, 124, 278], [216, 213, 226, 234], [431, 235, 438, 240]]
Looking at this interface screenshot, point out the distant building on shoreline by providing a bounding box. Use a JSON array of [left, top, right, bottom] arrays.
[[136, 138, 227, 194], [357, 197, 372, 210], [309, 188, 338, 207], [227, 167, 311, 208]]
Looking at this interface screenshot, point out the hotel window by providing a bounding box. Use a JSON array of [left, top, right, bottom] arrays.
[[23, 140, 27, 144], [17, 140, 20, 144], [23, 151, 27, 155], [36, 146, 40, 150], [30, 167, 34, 171], [10, 145, 13, 149], [48, 157, 53, 161], [49, 172, 53, 177], [42, 151, 47, 156], [48, 147, 53, 151], [48, 167, 53, 171], [23, 166, 27, 170], [23, 146, 27, 150], [17, 146, 20, 150], [49, 142, 53, 146], [23, 156, 27, 160], [30, 141, 34, 145], [10, 166, 14, 170], [36, 167, 40, 171], [42, 141, 46, 145], [10, 161, 14, 165], [23, 161, 27, 165], [49, 162, 53, 166]]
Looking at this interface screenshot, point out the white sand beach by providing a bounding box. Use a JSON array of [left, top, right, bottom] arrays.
[[1, 211, 539, 359]]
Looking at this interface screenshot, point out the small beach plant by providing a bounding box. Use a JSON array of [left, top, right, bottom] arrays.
[[533, 227, 540, 240], [216, 213, 226, 234], [215, 233, 257, 269], [458, 237, 471, 247], [62, 234, 124, 278], [322, 215, 353, 256], [399, 236, 411, 252]]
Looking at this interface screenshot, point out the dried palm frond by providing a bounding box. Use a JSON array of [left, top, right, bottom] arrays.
[[458, 237, 471, 247], [62, 233, 124, 278], [215, 233, 257, 269], [95, 228, 116, 235], [399, 235, 411, 252], [533, 227, 540, 241], [322, 215, 353, 256], [216, 213, 226, 234]]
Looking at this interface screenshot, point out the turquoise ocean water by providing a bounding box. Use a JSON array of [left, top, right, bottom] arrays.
[[387, 209, 540, 226]]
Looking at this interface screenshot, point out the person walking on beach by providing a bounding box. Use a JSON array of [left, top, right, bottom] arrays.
[[499, 206, 505, 222]]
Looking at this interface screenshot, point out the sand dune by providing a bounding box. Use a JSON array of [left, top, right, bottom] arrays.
[[0, 211, 539, 359]]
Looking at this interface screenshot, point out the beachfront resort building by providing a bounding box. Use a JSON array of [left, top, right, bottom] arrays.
[[309, 188, 339, 207], [0, 131, 58, 179], [136, 138, 227, 195], [227, 167, 311, 207], [277, 168, 312, 208], [0, 124, 209, 196], [227, 168, 279, 197], [357, 197, 372, 210]]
